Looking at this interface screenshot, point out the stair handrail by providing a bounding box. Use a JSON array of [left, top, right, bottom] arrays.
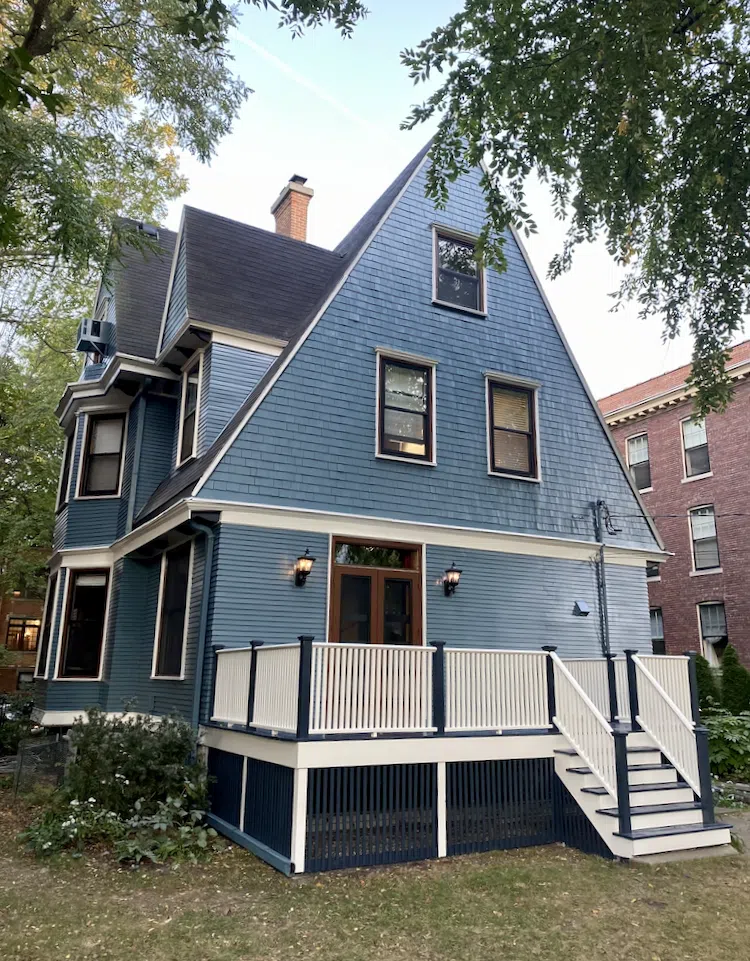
[[631, 653, 701, 795], [550, 652, 618, 799]]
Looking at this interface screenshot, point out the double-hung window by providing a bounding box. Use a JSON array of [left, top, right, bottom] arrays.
[[178, 356, 201, 465], [153, 542, 193, 679], [434, 230, 484, 313], [627, 433, 651, 491], [690, 506, 720, 571], [58, 570, 110, 678], [5, 617, 40, 652], [698, 602, 728, 665], [79, 414, 126, 496], [378, 356, 433, 462], [487, 381, 538, 478], [682, 418, 711, 478], [650, 608, 665, 655]]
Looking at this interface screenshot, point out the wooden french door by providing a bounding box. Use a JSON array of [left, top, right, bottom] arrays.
[[329, 539, 422, 645]]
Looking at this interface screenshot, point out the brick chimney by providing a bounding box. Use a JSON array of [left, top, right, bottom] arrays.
[[271, 174, 314, 242]]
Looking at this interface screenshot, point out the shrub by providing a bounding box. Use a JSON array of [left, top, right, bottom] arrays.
[[705, 708, 750, 782], [720, 645, 750, 715], [695, 654, 721, 714], [0, 693, 35, 756], [65, 708, 206, 817]]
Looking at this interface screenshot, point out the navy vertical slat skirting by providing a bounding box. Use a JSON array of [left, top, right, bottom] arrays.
[[244, 757, 294, 858], [305, 763, 438, 871], [207, 748, 244, 828]]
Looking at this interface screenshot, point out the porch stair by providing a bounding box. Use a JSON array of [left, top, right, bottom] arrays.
[[554, 734, 731, 859]]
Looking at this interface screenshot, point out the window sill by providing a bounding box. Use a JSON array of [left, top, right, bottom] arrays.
[[432, 298, 487, 318], [74, 493, 121, 501], [682, 472, 713, 484], [376, 452, 436, 467], [151, 674, 185, 681], [637, 486, 654, 494], [52, 675, 102, 682], [175, 455, 197, 470], [646, 576, 661, 583], [690, 568, 723, 577], [488, 470, 541, 484]]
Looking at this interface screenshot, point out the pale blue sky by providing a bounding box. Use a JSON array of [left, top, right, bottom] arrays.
[[166, 2, 734, 400]]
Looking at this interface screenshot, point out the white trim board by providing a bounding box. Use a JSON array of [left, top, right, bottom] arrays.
[[190, 497, 667, 565]]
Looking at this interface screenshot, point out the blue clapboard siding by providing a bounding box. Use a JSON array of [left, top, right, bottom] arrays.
[[135, 392, 178, 515], [52, 506, 68, 552], [104, 537, 205, 719], [162, 232, 187, 349], [62, 412, 121, 547], [197, 343, 275, 454], [203, 162, 657, 553], [117, 402, 140, 536], [426, 544, 650, 656]]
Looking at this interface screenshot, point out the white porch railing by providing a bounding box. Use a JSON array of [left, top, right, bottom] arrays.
[[560, 659, 610, 718], [551, 653, 617, 799], [445, 649, 548, 731], [632, 654, 701, 795], [252, 643, 300, 733], [637, 655, 692, 720], [211, 647, 252, 725], [309, 643, 434, 735]]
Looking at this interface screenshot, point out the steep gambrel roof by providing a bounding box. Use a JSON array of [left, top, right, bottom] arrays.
[[136, 141, 433, 525]]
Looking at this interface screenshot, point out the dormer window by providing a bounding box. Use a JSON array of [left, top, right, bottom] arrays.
[[177, 353, 202, 465], [433, 229, 485, 313]]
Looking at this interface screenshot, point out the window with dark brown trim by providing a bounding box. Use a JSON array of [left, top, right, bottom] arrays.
[[488, 381, 537, 478], [378, 357, 432, 462], [80, 413, 125, 496], [434, 231, 484, 312]]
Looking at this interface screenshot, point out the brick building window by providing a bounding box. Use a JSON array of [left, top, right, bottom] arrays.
[[698, 602, 727, 666], [5, 617, 40, 652], [650, 608, 665, 655], [689, 506, 720, 571], [626, 433, 651, 491], [646, 561, 660, 581], [682, 418, 711, 478]]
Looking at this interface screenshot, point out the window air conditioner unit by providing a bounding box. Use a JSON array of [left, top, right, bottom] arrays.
[[76, 317, 112, 354]]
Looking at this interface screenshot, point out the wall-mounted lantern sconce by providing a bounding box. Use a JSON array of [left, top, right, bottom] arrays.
[[295, 548, 316, 587], [12, 590, 21, 598], [444, 562, 462, 597], [572, 600, 590, 617]]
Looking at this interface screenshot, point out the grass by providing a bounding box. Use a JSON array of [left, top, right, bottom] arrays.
[[1, 790, 748, 961]]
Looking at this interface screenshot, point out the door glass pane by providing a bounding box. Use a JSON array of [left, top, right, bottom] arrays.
[[383, 579, 411, 645], [339, 574, 371, 643], [335, 543, 414, 568]]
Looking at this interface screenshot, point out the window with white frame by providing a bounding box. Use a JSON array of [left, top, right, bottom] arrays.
[[627, 433, 651, 491], [177, 356, 201, 465], [650, 608, 665, 655], [434, 230, 484, 312], [682, 418, 711, 478], [377, 356, 433, 462], [487, 381, 538, 478], [698, 601, 727, 666], [79, 414, 126, 496], [58, 570, 109, 678], [690, 505, 720, 571], [153, 542, 192, 678], [35, 572, 58, 678]]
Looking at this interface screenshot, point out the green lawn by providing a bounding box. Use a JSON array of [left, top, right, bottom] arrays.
[[1, 791, 747, 961]]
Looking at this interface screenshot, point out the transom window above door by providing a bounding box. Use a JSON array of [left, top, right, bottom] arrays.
[[434, 230, 485, 313], [377, 355, 434, 463], [330, 539, 422, 646]]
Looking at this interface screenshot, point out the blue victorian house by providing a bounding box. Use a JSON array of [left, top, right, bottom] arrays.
[[33, 143, 729, 870]]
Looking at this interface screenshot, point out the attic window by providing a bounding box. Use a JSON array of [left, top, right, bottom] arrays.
[[177, 354, 202, 465], [434, 229, 485, 313]]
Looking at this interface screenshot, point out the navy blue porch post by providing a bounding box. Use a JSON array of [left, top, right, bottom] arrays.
[[624, 649, 641, 732], [613, 727, 632, 835], [541, 646, 557, 731], [296, 636, 315, 740], [246, 641, 264, 728], [432, 641, 446, 735], [685, 650, 716, 825], [605, 653, 619, 724]]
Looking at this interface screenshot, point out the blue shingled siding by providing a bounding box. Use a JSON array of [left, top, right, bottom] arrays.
[[202, 163, 656, 553], [198, 343, 275, 454], [117, 402, 139, 536], [162, 232, 187, 349]]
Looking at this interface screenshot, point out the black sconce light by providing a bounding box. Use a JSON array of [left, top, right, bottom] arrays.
[[444, 562, 462, 597], [572, 600, 591, 617], [295, 548, 316, 587]]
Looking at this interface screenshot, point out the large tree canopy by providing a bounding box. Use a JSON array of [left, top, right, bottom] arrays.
[[403, 0, 750, 414]]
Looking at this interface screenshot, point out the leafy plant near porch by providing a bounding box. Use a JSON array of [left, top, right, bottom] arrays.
[[19, 709, 221, 862], [720, 645, 750, 716], [704, 709, 750, 783], [695, 654, 721, 715]]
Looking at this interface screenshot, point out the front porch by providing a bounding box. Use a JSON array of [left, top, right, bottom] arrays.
[[202, 641, 730, 873]]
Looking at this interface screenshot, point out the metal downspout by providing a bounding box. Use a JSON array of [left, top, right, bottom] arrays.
[[188, 518, 216, 731]]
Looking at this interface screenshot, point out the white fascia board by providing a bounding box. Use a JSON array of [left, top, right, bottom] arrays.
[[189, 151, 434, 499], [111, 500, 191, 560]]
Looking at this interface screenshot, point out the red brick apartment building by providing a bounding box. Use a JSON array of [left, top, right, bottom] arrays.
[[599, 341, 750, 667]]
